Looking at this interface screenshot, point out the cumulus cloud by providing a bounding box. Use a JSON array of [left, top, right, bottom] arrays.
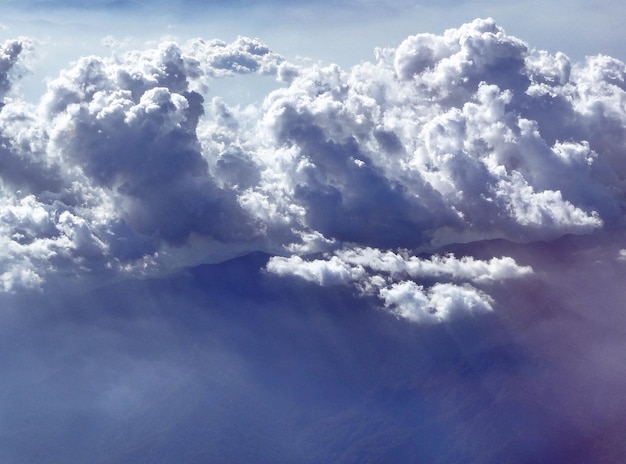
[[0, 36, 286, 289], [379, 281, 494, 323], [266, 247, 532, 322], [1, 18, 626, 291], [185, 36, 285, 78], [243, 18, 621, 250]]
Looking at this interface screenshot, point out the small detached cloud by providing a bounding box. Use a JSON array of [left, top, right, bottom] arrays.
[[185, 36, 285, 78], [266, 247, 533, 323], [1, 18, 626, 291]]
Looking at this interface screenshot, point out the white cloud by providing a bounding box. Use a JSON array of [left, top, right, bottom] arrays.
[[378, 280, 432, 322], [378, 281, 493, 323], [184, 36, 285, 78], [495, 172, 602, 232], [333, 247, 533, 283], [1, 18, 626, 290], [266, 246, 531, 323], [266, 254, 366, 286]]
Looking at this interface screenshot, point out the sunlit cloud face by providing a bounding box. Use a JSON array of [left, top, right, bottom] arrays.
[[1, 3, 626, 463]]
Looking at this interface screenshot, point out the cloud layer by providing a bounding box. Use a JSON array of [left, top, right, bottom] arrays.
[[0, 18, 626, 301]]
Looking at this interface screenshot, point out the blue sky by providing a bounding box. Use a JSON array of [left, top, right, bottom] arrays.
[[1, 1, 626, 463]]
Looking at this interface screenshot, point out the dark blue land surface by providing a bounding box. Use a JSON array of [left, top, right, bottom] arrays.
[[1, 235, 624, 463]]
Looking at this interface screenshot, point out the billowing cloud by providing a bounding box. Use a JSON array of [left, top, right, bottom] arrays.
[[0, 17, 625, 301], [379, 281, 494, 323], [249, 19, 612, 250], [0, 37, 287, 289]]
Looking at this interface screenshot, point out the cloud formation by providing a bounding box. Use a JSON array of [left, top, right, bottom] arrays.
[[0, 37, 284, 288], [2, 17, 626, 464], [267, 248, 532, 322], [0, 18, 626, 299]]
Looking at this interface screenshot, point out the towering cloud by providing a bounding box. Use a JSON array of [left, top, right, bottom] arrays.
[[0, 18, 625, 301], [0, 37, 286, 288]]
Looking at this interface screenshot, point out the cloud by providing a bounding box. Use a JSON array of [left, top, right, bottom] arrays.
[[0, 36, 288, 290], [335, 247, 533, 282], [265, 253, 367, 286], [0, 39, 29, 101], [0, 18, 626, 291], [185, 36, 285, 78], [2, 16, 626, 464], [378, 281, 494, 323], [266, 246, 532, 322], [246, 18, 619, 250]]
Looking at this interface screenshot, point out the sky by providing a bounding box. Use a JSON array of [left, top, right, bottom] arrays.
[[1, 1, 626, 463]]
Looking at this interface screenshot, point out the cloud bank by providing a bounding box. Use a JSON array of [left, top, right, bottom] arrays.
[[0, 18, 625, 311]]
